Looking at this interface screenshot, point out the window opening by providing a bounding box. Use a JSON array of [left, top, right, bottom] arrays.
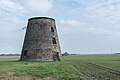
[[53, 38, 57, 44], [24, 50, 27, 56], [51, 27, 54, 32]]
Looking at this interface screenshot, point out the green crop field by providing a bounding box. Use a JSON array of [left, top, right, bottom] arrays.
[[0, 54, 120, 80]]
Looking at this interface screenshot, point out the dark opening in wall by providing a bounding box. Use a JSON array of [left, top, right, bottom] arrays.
[[56, 52, 60, 61], [51, 27, 54, 32], [52, 52, 60, 61], [24, 50, 27, 56], [53, 38, 57, 44]]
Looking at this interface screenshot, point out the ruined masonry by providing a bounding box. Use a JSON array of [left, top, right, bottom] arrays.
[[20, 17, 62, 61]]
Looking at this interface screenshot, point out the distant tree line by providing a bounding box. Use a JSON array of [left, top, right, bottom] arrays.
[[114, 53, 120, 54], [0, 52, 77, 56], [0, 54, 20, 56]]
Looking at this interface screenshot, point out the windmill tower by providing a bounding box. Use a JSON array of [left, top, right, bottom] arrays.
[[20, 17, 62, 61]]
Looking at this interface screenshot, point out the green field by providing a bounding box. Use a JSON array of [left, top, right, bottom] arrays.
[[0, 54, 120, 80]]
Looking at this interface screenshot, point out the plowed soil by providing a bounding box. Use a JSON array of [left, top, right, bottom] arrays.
[[0, 72, 58, 80]]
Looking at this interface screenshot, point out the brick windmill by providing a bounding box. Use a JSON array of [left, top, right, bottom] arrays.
[[20, 17, 62, 61]]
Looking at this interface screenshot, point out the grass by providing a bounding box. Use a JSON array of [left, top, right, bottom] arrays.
[[0, 54, 120, 80]]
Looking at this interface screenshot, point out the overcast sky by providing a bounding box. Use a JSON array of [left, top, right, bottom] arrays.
[[0, 0, 120, 54]]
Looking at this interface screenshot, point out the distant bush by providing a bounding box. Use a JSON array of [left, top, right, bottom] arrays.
[[62, 52, 69, 56]]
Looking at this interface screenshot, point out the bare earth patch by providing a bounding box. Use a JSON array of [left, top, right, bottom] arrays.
[[0, 72, 58, 80]]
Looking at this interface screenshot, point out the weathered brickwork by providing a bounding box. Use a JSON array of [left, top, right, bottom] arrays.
[[20, 17, 62, 61]]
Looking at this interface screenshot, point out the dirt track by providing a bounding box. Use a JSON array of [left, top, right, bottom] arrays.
[[0, 72, 58, 80]]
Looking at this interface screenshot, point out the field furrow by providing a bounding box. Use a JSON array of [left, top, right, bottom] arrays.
[[73, 62, 120, 80]]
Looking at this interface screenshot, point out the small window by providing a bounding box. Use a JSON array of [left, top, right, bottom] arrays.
[[51, 27, 54, 32], [24, 50, 27, 56], [53, 38, 57, 44]]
